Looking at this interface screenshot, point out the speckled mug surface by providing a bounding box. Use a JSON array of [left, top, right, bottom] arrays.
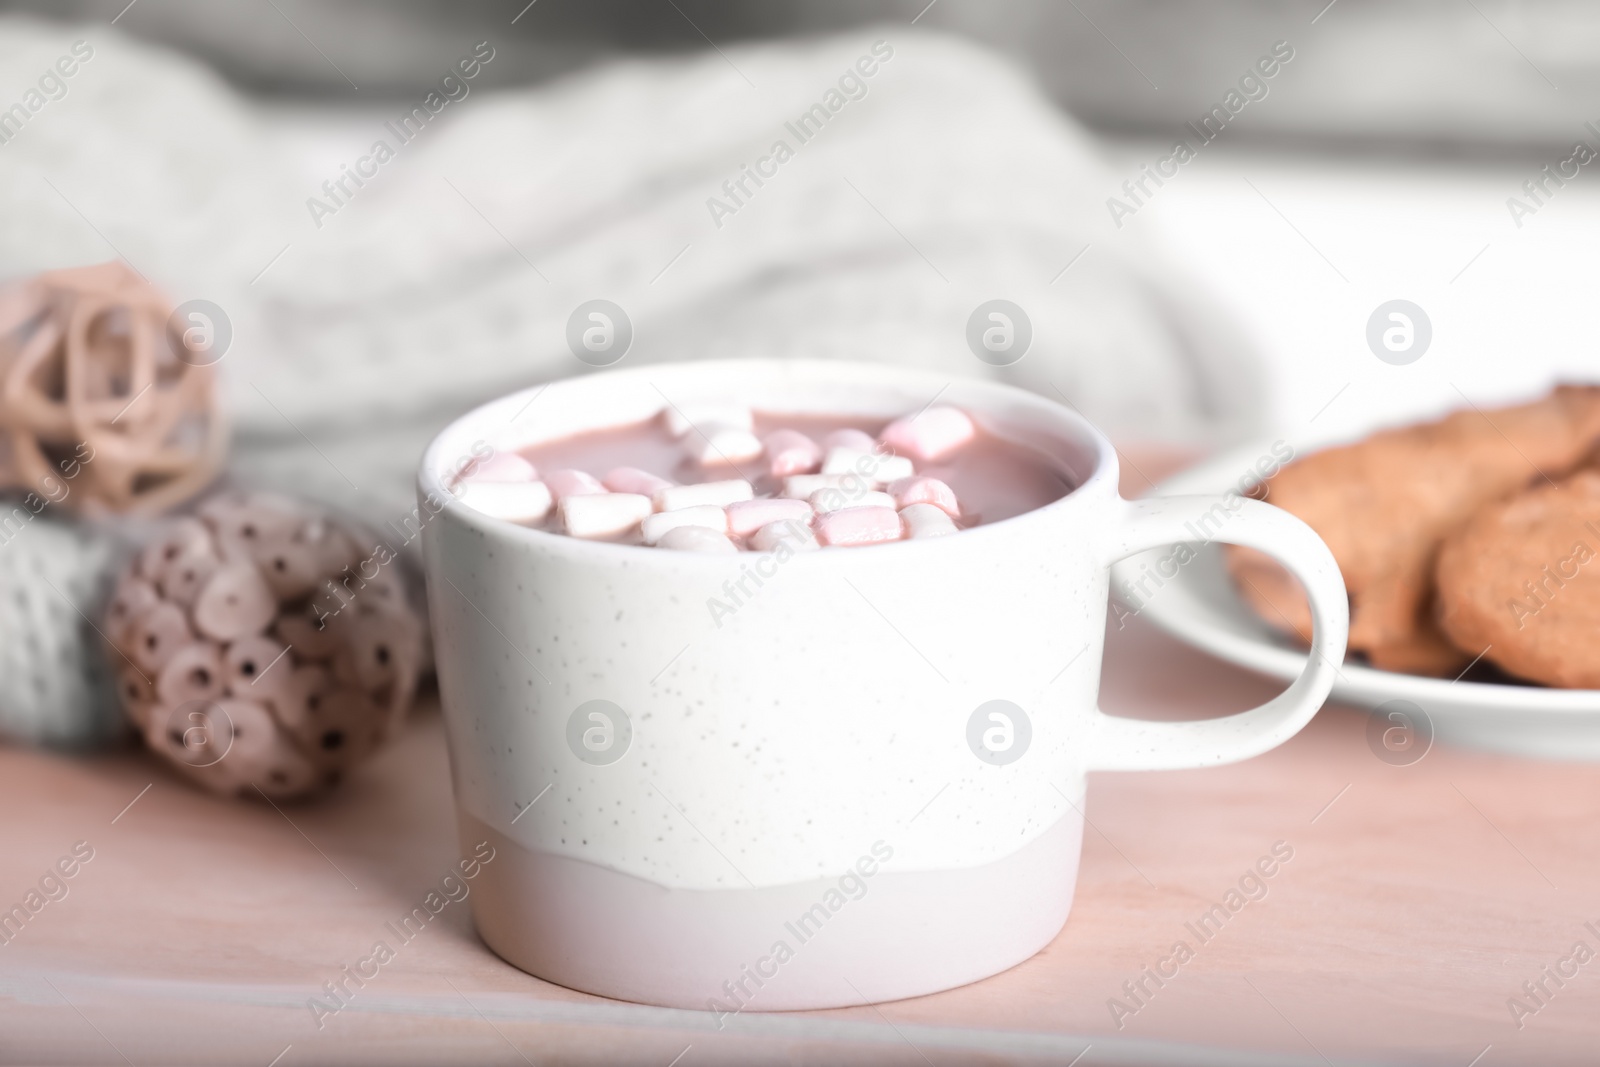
[[416, 359, 1348, 1011]]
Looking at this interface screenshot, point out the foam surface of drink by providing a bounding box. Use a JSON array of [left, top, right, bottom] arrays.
[[455, 409, 1075, 548]]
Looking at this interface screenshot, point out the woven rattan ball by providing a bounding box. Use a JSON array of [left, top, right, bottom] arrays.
[[0, 261, 226, 517], [105, 491, 425, 800]]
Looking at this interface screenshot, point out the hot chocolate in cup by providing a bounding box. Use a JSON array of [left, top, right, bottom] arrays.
[[417, 359, 1348, 1011]]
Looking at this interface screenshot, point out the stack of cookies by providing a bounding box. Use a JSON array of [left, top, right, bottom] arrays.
[[1229, 385, 1600, 688]]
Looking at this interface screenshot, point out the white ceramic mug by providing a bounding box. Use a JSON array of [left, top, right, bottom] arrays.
[[416, 359, 1348, 1012]]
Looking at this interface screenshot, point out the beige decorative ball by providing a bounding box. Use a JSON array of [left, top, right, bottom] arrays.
[[105, 491, 426, 799], [0, 261, 226, 517]]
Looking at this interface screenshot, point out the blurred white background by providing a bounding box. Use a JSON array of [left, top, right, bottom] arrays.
[[3, 0, 1598, 517], [1104, 138, 1600, 445]]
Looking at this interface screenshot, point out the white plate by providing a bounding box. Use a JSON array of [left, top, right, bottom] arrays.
[[1112, 441, 1600, 760]]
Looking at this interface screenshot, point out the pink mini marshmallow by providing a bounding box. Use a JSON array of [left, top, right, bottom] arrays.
[[727, 497, 813, 537], [604, 466, 673, 496], [465, 452, 537, 483], [879, 406, 976, 462], [887, 476, 960, 516], [822, 428, 877, 452], [545, 469, 605, 502], [815, 506, 903, 547], [763, 429, 823, 478], [809, 488, 895, 514]]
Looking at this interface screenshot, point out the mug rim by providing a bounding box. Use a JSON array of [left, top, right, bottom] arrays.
[[416, 358, 1119, 564]]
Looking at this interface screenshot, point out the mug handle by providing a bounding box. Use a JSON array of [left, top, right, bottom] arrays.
[[1089, 495, 1349, 771]]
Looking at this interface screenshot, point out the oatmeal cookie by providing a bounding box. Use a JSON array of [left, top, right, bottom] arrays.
[[1228, 386, 1600, 675], [1435, 471, 1600, 689]]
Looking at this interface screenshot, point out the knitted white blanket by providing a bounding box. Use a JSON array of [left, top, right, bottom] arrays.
[[0, 17, 1260, 522]]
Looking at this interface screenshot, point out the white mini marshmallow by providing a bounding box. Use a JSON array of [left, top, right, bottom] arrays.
[[763, 429, 822, 478], [880, 406, 975, 462], [809, 488, 895, 514], [900, 502, 958, 539], [657, 525, 739, 554], [822, 428, 877, 452], [604, 466, 673, 496], [821, 447, 915, 487], [782, 474, 850, 499], [815, 506, 904, 547], [751, 518, 821, 553], [664, 404, 753, 438], [654, 479, 754, 512], [727, 497, 813, 537], [561, 493, 652, 539], [464, 452, 537, 483], [545, 469, 606, 502], [685, 423, 764, 466], [642, 505, 727, 544], [454, 481, 553, 523]]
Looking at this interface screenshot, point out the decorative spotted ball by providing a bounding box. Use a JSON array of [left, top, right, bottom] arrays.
[[104, 490, 426, 800]]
